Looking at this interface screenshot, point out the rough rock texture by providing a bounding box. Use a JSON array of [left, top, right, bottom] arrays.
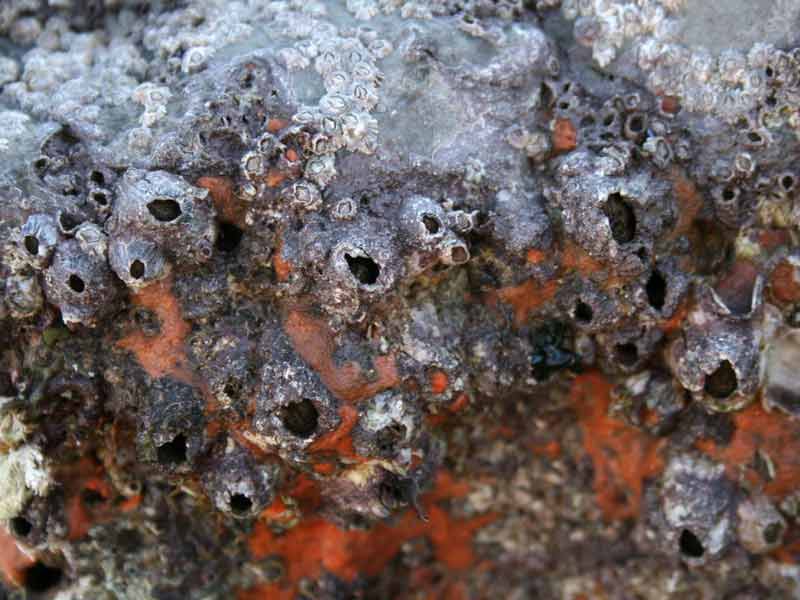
[[2, 1, 800, 598]]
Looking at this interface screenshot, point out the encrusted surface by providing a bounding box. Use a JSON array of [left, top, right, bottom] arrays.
[[2, 1, 800, 598]]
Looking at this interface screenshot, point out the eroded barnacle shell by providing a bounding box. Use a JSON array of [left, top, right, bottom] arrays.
[[251, 324, 340, 455], [352, 392, 420, 466], [109, 236, 170, 290], [737, 493, 786, 554], [108, 169, 217, 265], [42, 236, 120, 327], [398, 196, 447, 248], [668, 301, 761, 412], [304, 154, 337, 187], [18, 213, 61, 269], [763, 328, 800, 417], [659, 453, 737, 564], [137, 379, 206, 473], [202, 441, 281, 519], [4, 273, 43, 319]]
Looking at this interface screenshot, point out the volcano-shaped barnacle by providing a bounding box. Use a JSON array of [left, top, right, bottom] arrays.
[[137, 379, 206, 472], [282, 179, 322, 212], [399, 196, 447, 249], [18, 213, 60, 269], [202, 441, 281, 519], [659, 453, 737, 564], [42, 226, 120, 327], [109, 236, 169, 290], [438, 237, 471, 266], [330, 238, 395, 294], [109, 169, 216, 265], [668, 298, 761, 412]]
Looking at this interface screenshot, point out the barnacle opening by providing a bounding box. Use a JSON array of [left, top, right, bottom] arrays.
[[157, 433, 187, 465], [147, 198, 182, 222], [10, 516, 32, 537], [345, 253, 380, 285], [68, 274, 85, 293], [574, 300, 593, 323], [23, 561, 62, 593], [615, 342, 639, 366], [448, 244, 470, 265], [129, 260, 145, 280], [89, 170, 105, 186], [781, 174, 795, 192], [280, 398, 319, 438], [59, 212, 83, 232], [90, 190, 108, 206], [646, 270, 667, 310], [379, 475, 409, 511], [679, 529, 704, 558], [603, 192, 636, 244], [764, 522, 784, 545], [216, 221, 243, 253], [704, 360, 738, 399], [229, 493, 253, 515], [422, 214, 441, 235], [24, 235, 39, 256]]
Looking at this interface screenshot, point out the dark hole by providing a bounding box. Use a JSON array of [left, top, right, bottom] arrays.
[[704, 360, 738, 399], [81, 488, 106, 506], [229, 493, 253, 515], [376, 423, 407, 456], [766, 66, 774, 77], [345, 253, 380, 285], [91, 191, 108, 206], [764, 522, 783, 545], [646, 270, 667, 310], [558, 101, 570, 110], [24, 235, 39, 256], [722, 188, 736, 201], [615, 343, 639, 366], [0, 371, 13, 396], [679, 529, 704, 558], [117, 528, 142, 553], [89, 170, 105, 185], [540, 82, 555, 108], [603, 113, 615, 127], [156, 433, 187, 465], [216, 221, 243, 253], [279, 398, 319, 438], [747, 131, 762, 143], [59, 213, 82, 232], [603, 192, 636, 243], [10, 516, 32, 537], [147, 199, 182, 222], [782, 175, 794, 191], [422, 214, 440, 235], [33, 157, 48, 171], [67, 274, 85, 293], [629, 115, 644, 132], [574, 301, 593, 323], [379, 477, 409, 511], [24, 561, 62, 593], [766, 94, 777, 107], [129, 260, 145, 279]]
